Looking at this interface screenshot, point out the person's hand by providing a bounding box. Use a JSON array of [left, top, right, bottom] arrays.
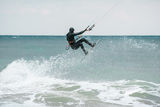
[[78, 35, 82, 38], [85, 29, 89, 31], [88, 24, 95, 31], [85, 26, 89, 31]]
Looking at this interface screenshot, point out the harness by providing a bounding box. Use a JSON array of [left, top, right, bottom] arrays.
[[68, 40, 75, 46]]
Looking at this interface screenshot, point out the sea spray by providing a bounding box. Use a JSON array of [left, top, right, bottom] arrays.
[[0, 36, 160, 107]]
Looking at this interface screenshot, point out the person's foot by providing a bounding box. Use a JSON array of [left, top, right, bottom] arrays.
[[91, 43, 96, 47], [84, 51, 88, 55]]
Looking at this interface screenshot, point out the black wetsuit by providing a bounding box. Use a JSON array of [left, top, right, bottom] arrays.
[[66, 29, 93, 55]]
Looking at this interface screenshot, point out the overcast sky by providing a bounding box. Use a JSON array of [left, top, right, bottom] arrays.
[[0, 0, 160, 35]]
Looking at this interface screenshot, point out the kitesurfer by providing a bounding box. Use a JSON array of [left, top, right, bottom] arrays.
[[66, 27, 95, 55]]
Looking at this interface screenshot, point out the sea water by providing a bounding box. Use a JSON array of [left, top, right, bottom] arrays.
[[0, 35, 160, 107]]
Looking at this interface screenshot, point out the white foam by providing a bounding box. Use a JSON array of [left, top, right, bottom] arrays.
[[0, 58, 160, 107]]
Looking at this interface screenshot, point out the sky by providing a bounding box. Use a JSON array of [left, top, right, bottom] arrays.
[[0, 0, 160, 35]]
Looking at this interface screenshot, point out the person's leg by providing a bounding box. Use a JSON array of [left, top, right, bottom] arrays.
[[79, 44, 88, 55], [77, 38, 95, 47], [72, 42, 88, 55]]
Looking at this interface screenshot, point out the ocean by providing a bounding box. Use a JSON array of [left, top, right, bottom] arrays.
[[0, 35, 160, 107]]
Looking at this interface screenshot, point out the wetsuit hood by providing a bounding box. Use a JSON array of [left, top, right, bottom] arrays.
[[69, 27, 74, 33]]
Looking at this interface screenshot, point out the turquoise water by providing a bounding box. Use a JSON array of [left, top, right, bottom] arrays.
[[0, 35, 160, 107]]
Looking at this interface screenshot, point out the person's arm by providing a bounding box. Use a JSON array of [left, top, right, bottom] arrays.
[[72, 26, 90, 36], [72, 29, 87, 36]]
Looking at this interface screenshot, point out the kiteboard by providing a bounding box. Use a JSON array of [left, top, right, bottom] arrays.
[[89, 39, 101, 51]]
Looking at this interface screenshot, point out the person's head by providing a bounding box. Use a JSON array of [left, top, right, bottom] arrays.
[[69, 27, 74, 33]]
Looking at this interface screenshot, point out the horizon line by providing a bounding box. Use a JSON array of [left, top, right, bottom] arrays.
[[0, 34, 160, 36]]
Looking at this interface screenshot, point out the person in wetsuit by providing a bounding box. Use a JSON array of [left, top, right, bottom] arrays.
[[66, 27, 95, 55]]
